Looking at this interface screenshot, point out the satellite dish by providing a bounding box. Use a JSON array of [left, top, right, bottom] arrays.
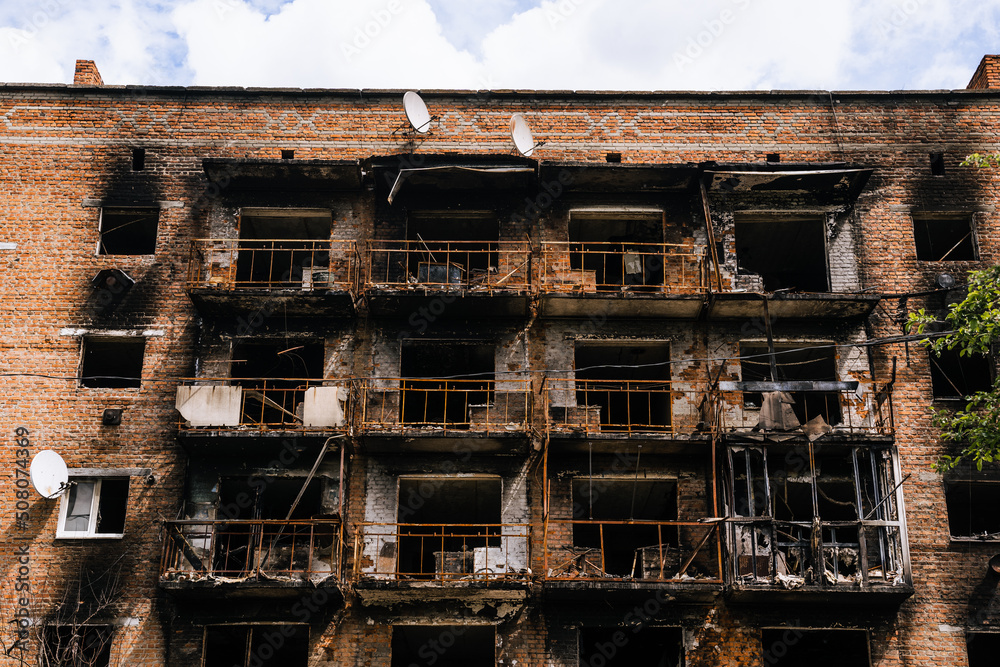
[[510, 113, 537, 157], [403, 91, 431, 134], [30, 450, 69, 499]]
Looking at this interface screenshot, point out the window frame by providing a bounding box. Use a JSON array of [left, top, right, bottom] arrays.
[[79, 335, 146, 389], [42, 623, 114, 667], [97, 206, 160, 256], [56, 477, 129, 539], [911, 212, 979, 262], [202, 624, 309, 667]]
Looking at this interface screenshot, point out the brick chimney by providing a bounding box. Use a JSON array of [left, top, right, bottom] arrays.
[[967, 55, 1000, 89], [73, 60, 103, 86]]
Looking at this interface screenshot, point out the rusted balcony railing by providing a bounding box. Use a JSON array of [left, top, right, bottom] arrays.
[[175, 378, 350, 431], [365, 240, 532, 293], [544, 520, 722, 583], [160, 519, 342, 583], [186, 239, 360, 292], [354, 522, 530, 583], [541, 242, 707, 294], [359, 378, 531, 435]]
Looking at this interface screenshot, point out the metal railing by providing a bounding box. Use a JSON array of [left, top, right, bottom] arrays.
[[359, 378, 532, 434], [365, 240, 532, 293], [544, 520, 721, 583], [354, 522, 530, 583], [186, 239, 360, 292], [541, 242, 707, 294], [160, 519, 342, 583]]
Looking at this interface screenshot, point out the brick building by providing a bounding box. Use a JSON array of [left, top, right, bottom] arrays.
[[1, 55, 998, 666]]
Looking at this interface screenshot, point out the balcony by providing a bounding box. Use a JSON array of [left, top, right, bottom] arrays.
[[540, 242, 707, 318], [160, 519, 342, 598], [358, 378, 532, 453], [352, 522, 530, 605], [185, 239, 360, 317], [364, 240, 532, 317]]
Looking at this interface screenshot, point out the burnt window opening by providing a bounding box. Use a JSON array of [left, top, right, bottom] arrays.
[[761, 629, 870, 666], [967, 632, 1000, 667], [405, 212, 499, 286], [131, 147, 145, 171], [930, 152, 946, 175], [766, 153, 781, 162], [568, 215, 665, 291], [735, 216, 829, 292], [400, 341, 494, 427], [572, 479, 678, 577], [391, 626, 494, 667], [204, 625, 308, 667], [235, 210, 332, 287], [397, 478, 501, 578], [929, 349, 994, 399], [740, 342, 841, 427], [913, 215, 977, 261], [219, 476, 325, 521], [944, 478, 1000, 539], [57, 478, 129, 538], [231, 340, 324, 426], [80, 337, 145, 388], [579, 627, 683, 667], [98, 207, 159, 255], [574, 343, 671, 431], [281, 149, 295, 160], [43, 624, 114, 667]]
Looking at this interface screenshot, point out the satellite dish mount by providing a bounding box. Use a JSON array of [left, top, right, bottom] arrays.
[[510, 113, 543, 157]]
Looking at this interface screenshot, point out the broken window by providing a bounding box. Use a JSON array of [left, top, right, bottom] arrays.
[[571, 479, 677, 577], [913, 215, 977, 261], [234, 209, 332, 287], [131, 147, 145, 171], [579, 627, 682, 667], [574, 343, 671, 431], [390, 626, 494, 666], [740, 342, 841, 427], [568, 214, 665, 291], [929, 349, 993, 399], [98, 207, 159, 255], [400, 341, 494, 427], [203, 625, 308, 667], [231, 340, 324, 426], [967, 632, 1000, 667], [406, 211, 499, 287], [761, 629, 870, 666], [80, 337, 145, 388], [57, 478, 129, 538], [43, 624, 113, 667], [944, 476, 1000, 539], [735, 216, 829, 292]]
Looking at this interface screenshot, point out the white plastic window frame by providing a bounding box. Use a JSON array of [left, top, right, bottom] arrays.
[[56, 478, 127, 539]]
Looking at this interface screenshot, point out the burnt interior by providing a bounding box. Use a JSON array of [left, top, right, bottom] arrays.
[[230, 340, 324, 426], [568, 216, 664, 290], [391, 626, 495, 666], [99, 207, 159, 255], [913, 215, 976, 261], [735, 217, 829, 292], [204, 625, 308, 666], [945, 479, 1000, 538], [760, 629, 870, 666], [400, 341, 494, 427], [966, 633, 1000, 667], [80, 337, 145, 388], [235, 211, 331, 287], [575, 343, 671, 430], [405, 212, 498, 285], [928, 349, 993, 399], [44, 625, 114, 667], [579, 627, 682, 667], [740, 343, 842, 425]]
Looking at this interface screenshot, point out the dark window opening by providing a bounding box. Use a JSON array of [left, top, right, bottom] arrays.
[[204, 625, 308, 667], [80, 337, 145, 388], [43, 625, 113, 667], [220, 477, 323, 521], [929, 349, 993, 399], [281, 149, 295, 159], [967, 633, 1000, 667], [405, 212, 499, 286], [235, 211, 332, 287], [400, 342, 494, 427], [761, 629, 870, 667], [945, 480, 1000, 538], [766, 153, 781, 162], [131, 147, 145, 171], [572, 479, 677, 577], [568, 216, 664, 291], [397, 478, 501, 578], [575, 343, 671, 431], [913, 215, 977, 261], [930, 152, 945, 175], [231, 340, 324, 426], [605, 152, 622, 163], [579, 627, 682, 667], [95, 479, 129, 534], [735, 217, 829, 292], [391, 626, 494, 667], [99, 207, 159, 255], [740, 343, 841, 427], [60, 478, 129, 537]]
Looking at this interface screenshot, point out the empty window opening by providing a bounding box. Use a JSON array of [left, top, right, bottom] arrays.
[[967, 632, 1000, 667], [397, 477, 501, 578], [913, 215, 977, 261], [740, 342, 841, 427], [575, 343, 671, 431], [204, 625, 308, 667], [929, 349, 993, 399], [131, 147, 145, 171], [568, 216, 664, 291], [219, 477, 323, 521], [761, 629, 870, 667], [930, 152, 946, 175], [281, 149, 295, 160], [57, 478, 129, 538], [43, 625, 113, 667], [231, 340, 324, 426], [98, 207, 159, 255], [572, 479, 677, 577], [235, 210, 332, 287], [400, 341, 494, 427], [735, 216, 829, 292], [80, 337, 145, 388], [405, 212, 499, 286], [945, 479, 1000, 539], [391, 626, 494, 667], [766, 153, 781, 162], [579, 627, 682, 667]]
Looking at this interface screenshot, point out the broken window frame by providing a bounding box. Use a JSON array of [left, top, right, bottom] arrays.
[[734, 214, 831, 293], [42, 623, 114, 667], [943, 473, 1000, 541], [233, 208, 335, 289], [911, 213, 979, 262], [56, 477, 129, 539], [928, 348, 995, 400], [202, 624, 309, 667], [97, 206, 160, 256]]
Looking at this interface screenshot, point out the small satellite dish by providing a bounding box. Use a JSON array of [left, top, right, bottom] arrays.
[[30, 450, 69, 499], [403, 91, 431, 134], [936, 272, 956, 289], [510, 113, 537, 157]]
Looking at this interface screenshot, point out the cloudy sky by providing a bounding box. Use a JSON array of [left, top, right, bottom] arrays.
[[0, 0, 998, 91]]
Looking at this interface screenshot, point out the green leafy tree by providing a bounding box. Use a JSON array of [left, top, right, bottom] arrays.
[[907, 266, 1000, 472], [962, 152, 1000, 168]]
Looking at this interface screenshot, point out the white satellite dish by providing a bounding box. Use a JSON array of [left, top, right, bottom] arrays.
[[30, 450, 69, 499], [403, 91, 432, 134], [510, 113, 537, 157]]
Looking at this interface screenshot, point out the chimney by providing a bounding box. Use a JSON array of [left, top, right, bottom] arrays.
[[967, 55, 1000, 90], [73, 60, 104, 86]]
